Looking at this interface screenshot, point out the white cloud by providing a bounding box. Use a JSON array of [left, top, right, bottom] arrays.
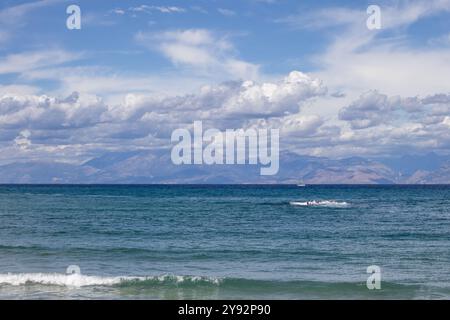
[[251, 114, 325, 137], [0, 50, 81, 75], [22, 65, 217, 98], [0, 92, 107, 130], [0, 71, 327, 158], [0, 85, 40, 96], [381, 0, 450, 29], [443, 116, 450, 127], [2, 0, 450, 164], [339, 91, 398, 129], [218, 8, 236, 17], [279, 0, 450, 98], [323, 89, 450, 157], [129, 5, 186, 14], [1, 68, 450, 161], [159, 42, 216, 66], [315, 46, 450, 97], [216, 71, 327, 117], [0, 0, 61, 44], [277, 7, 363, 30], [339, 90, 450, 129], [135, 29, 260, 80], [112, 8, 125, 15], [110, 70, 326, 131], [0, 0, 60, 24], [14, 130, 32, 150], [281, 0, 450, 32]]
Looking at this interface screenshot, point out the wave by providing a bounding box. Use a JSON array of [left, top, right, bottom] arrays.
[[290, 200, 350, 208], [1, 273, 448, 299], [0, 273, 221, 287]]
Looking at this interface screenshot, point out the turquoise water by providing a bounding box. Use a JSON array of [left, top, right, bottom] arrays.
[[0, 185, 449, 299]]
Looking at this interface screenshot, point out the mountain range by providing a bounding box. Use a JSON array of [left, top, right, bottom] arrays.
[[1, 151, 450, 184]]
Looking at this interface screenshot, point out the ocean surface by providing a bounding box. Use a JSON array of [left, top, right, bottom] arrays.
[[0, 184, 449, 300]]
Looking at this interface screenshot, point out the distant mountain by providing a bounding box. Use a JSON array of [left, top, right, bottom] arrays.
[[376, 152, 450, 175], [291, 157, 397, 184], [404, 162, 450, 184], [1, 150, 449, 184], [0, 162, 97, 184]]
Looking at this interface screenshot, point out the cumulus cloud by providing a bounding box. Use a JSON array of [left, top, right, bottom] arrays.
[[339, 90, 450, 130], [0, 68, 448, 162], [339, 91, 398, 129], [119, 71, 327, 126], [250, 114, 325, 137], [1, 0, 450, 166], [214, 71, 327, 117], [0, 71, 327, 161], [422, 93, 450, 104], [0, 92, 107, 130], [328, 89, 450, 157]]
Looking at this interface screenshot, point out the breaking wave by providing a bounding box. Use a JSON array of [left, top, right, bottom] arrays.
[[0, 273, 221, 287], [1, 273, 448, 299]]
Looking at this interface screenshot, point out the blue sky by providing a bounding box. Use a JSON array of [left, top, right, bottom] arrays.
[[0, 0, 450, 165]]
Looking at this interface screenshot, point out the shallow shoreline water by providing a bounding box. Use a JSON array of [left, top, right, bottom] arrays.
[[0, 185, 449, 299]]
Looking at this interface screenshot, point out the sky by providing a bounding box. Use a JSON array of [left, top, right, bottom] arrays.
[[0, 0, 450, 165]]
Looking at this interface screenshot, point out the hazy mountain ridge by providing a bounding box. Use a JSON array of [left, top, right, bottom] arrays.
[[1, 151, 449, 184], [404, 162, 450, 184]]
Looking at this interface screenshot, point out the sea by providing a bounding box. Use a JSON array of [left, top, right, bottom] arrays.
[[0, 184, 449, 299]]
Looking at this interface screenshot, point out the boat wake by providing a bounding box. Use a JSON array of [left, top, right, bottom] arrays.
[[290, 200, 350, 208]]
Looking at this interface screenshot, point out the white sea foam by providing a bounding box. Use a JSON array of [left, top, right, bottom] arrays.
[[0, 273, 221, 287], [290, 200, 349, 208]]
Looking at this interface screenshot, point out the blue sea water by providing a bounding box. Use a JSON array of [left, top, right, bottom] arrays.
[[0, 184, 449, 300]]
